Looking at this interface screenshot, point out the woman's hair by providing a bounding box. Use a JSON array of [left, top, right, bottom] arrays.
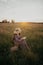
[[14, 28, 22, 34], [19, 33, 20, 35], [13, 34, 17, 40]]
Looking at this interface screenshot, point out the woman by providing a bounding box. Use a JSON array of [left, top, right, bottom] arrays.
[[11, 28, 29, 51]]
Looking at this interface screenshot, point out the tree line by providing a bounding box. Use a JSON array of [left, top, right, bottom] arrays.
[[0, 19, 15, 23]]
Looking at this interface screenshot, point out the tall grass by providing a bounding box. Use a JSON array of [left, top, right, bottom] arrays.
[[0, 23, 43, 65]]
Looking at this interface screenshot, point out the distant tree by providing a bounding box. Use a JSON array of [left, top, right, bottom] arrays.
[[7, 21, 10, 23], [2, 19, 8, 23], [11, 20, 15, 23]]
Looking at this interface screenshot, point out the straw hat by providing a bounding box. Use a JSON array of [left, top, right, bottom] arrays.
[[14, 28, 21, 34]]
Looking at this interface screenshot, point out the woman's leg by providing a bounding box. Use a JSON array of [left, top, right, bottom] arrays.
[[10, 46, 18, 52]]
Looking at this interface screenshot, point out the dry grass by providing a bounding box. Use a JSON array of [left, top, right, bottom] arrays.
[[0, 23, 43, 65]]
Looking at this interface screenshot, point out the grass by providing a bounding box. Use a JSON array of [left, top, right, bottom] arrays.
[[0, 23, 43, 65]]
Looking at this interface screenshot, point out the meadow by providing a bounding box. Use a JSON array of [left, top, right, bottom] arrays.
[[0, 22, 43, 65]]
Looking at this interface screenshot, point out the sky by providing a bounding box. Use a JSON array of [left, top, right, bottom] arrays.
[[0, 0, 43, 22]]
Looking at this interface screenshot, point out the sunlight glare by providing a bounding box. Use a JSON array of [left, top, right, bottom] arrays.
[[20, 22, 28, 26]]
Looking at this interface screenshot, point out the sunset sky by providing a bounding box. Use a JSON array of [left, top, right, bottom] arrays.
[[0, 0, 43, 22]]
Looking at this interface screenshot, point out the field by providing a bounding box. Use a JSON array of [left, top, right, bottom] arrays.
[[0, 23, 43, 65]]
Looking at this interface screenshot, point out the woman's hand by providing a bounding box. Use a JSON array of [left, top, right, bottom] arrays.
[[21, 37, 26, 40]]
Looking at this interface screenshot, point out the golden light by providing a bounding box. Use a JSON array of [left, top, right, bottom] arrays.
[[20, 22, 28, 26]]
